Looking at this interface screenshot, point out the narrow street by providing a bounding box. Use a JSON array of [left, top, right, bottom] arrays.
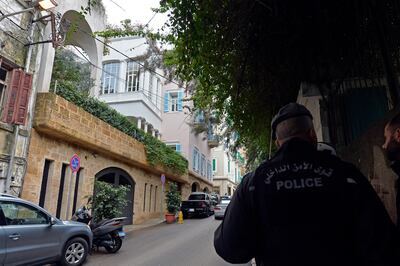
[[85, 216, 251, 266]]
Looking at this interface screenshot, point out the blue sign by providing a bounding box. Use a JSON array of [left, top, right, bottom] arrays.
[[161, 174, 165, 185], [70, 154, 81, 173]]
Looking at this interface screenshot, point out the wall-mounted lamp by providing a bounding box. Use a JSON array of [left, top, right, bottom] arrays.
[[0, 0, 58, 22], [37, 0, 58, 10]]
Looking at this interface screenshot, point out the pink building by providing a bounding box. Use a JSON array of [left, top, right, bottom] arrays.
[[161, 82, 215, 192]]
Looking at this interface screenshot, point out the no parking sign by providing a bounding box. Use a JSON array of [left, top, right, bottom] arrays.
[[70, 154, 81, 173]]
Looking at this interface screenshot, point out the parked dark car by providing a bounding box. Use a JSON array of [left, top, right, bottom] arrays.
[[181, 192, 214, 218], [0, 193, 92, 266]]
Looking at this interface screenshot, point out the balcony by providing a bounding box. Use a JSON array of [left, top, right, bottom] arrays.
[[207, 134, 219, 148]]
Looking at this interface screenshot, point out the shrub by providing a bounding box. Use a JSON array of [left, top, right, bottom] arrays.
[[165, 182, 181, 214], [55, 86, 188, 175], [89, 180, 130, 222]]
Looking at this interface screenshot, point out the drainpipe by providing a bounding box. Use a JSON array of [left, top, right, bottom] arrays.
[[4, 11, 38, 194]]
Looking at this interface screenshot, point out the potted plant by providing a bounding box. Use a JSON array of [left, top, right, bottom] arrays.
[[165, 182, 181, 223]]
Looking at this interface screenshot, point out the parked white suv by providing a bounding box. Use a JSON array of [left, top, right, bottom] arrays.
[[0, 194, 92, 266]]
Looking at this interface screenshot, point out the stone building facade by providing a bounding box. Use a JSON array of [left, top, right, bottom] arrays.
[[0, 0, 106, 196], [21, 93, 212, 224]]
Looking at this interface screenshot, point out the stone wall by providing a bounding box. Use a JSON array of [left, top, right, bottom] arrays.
[[22, 93, 211, 224]]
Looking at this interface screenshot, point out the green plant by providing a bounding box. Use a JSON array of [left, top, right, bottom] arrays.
[[89, 180, 130, 222], [55, 86, 188, 175], [165, 182, 181, 214]]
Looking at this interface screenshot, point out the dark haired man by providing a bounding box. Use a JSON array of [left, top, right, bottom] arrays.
[[382, 113, 400, 227], [215, 103, 399, 266]]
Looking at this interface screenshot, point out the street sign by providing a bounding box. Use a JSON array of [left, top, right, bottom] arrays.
[[161, 174, 165, 185], [70, 154, 80, 173]]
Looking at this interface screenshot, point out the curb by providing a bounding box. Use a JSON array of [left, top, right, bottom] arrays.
[[124, 219, 166, 233]]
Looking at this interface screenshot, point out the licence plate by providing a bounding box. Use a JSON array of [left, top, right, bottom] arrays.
[[118, 231, 126, 238], [189, 208, 195, 212]]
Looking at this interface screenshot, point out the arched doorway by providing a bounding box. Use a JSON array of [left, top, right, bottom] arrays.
[[95, 168, 135, 224], [191, 182, 200, 192], [203, 187, 210, 193]]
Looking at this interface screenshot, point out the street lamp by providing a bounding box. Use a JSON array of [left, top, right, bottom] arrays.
[[0, 0, 58, 22]]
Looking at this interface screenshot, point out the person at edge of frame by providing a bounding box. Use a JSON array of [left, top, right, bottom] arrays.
[[214, 102, 400, 266]]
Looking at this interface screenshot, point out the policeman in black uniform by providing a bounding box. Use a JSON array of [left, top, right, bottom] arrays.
[[214, 103, 400, 266]]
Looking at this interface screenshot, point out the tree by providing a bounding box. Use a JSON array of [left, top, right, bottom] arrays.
[[90, 1, 400, 169], [157, 0, 400, 169], [50, 48, 94, 95]]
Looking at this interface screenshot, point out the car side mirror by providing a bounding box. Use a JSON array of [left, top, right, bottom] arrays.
[[50, 217, 57, 226]]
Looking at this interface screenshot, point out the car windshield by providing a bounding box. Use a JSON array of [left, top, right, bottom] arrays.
[[189, 194, 205, 200], [220, 200, 230, 205]]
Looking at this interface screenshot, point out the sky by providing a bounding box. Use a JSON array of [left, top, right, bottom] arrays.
[[102, 0, 169, 31]]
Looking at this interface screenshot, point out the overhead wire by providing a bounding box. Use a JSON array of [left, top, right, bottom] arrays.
[[106, 0, 126, 13]]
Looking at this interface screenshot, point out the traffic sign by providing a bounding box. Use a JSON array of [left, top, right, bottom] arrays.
[[70, 154, 81, 173], [161, 174, 165, 185]]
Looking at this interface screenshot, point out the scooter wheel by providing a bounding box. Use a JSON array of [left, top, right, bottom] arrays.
[[105, 235, 122, 253]]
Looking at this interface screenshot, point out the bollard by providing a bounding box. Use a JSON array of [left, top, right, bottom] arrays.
[[178, 210, 184, 224]]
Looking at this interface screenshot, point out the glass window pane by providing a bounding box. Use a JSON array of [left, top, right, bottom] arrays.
[[1, 202, 48, 225], [0, 68, 7, 81]]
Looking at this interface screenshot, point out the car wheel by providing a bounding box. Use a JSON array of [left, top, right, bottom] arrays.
[[60, 237, 89, 266]]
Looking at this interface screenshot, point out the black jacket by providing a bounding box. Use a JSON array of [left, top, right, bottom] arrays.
[[214, 138, 400, 266]]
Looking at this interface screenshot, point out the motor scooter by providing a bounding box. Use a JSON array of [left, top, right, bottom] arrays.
[[72, 206, 126, 253]]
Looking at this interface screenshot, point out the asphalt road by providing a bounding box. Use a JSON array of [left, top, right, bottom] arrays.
[[85, 216, 251, 266]]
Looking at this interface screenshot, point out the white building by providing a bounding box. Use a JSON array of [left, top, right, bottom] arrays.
[[212, 145, 244, 196], [98, 37, 163, 138]]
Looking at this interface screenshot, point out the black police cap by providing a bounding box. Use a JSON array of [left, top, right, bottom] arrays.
[[271, 103, 313, 140]]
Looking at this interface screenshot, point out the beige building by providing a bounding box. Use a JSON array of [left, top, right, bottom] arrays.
[[211, 145, 244, 196], [21, 93, 212, 224]]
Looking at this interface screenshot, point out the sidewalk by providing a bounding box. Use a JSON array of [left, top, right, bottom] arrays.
[[124, 218, 165, 233]]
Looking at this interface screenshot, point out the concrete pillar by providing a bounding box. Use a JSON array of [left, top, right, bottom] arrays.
[[152, 129, 156, 137], [137, 118, 142, 130], [36, 25, 55, 93], [144, 122, 148, 133]]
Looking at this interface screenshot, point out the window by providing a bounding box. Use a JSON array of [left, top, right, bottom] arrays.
[[156, 79, 161, 109], [1, 202, 48, 225], [228, 160, 231, 173], [164, 90, 183, 113], [235, 167, 237, 182], [102, 62, 119, 94], [72, 168, 83, 215], [56, 163, 68, 218], [149, 74, 155, 104], [0, 66, 9, 114], [188, 194, 205, 200], [154, 186, 157, 212], [126, 61, 141, 92], [167, 143, 181, 153], [212, 158, 217, 172], [201, 154, 206, 177], [143, 183, 147, 212], [39, 159, 53, 208], [170, 92, 178, 112], [207, 161, 212, 180], [149, 185, 153, 212], [193, 147, 199, 172]]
